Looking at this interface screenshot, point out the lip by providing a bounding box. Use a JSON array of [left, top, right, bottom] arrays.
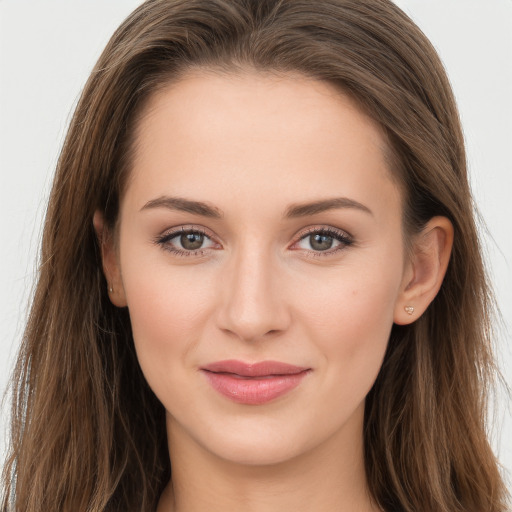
[[201, 360, 311, 405]]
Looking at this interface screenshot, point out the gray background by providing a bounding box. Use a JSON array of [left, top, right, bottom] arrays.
[[1, 0, 510, 489]]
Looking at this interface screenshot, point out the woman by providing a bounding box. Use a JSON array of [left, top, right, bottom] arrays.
[[1, 0, 509, 511]]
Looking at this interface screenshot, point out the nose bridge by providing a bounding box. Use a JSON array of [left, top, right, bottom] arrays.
[[217, 238, 289, 341]]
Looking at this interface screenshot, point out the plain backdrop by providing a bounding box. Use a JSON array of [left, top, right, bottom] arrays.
[[0, 0, 511, 489]]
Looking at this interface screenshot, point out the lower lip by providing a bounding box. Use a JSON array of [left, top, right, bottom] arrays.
[[202, 370, 310, 405]]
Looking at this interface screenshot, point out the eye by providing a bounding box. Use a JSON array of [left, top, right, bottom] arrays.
[[179, 231, 208, 250], [155, 227, 219, 256], [293, 227, 353, 256]]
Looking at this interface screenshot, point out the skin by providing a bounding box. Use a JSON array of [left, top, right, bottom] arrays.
[[95, 70, 453, 512]]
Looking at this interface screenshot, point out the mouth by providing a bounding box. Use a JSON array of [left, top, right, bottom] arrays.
[[200, 360, 311, 405]]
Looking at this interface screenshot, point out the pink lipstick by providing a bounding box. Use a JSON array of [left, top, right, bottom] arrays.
[[201, 360, 310, 405]]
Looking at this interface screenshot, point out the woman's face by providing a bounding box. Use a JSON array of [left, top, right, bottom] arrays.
[[111, 71, 412, 465]]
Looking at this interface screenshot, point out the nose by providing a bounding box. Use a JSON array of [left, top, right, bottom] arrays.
[[215, 243, 291, 342]]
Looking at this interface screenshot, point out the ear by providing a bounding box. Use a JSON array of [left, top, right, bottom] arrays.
[[394, 216, 453, 325], [93, 211, 127, 307]]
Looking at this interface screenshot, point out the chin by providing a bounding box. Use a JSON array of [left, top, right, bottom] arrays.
[[204, 432, 311, 467], [176, 406, 360, 469]]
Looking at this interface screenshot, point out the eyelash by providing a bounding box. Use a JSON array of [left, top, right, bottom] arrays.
[[293, 226, 354, 258], [154, 225, 354, 258], [154, 226, 215, 258]]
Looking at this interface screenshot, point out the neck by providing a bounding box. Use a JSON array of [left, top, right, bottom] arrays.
[[157, 406, 379, 512]]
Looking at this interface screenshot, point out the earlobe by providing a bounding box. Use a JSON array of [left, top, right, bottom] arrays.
[[93, 210, 127, 307], [394, 216, 453, 325]]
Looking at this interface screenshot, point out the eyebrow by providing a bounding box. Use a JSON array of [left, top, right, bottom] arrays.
[[141, 196, 223, 218], [140, 195, 372, 219], [284, 197, 373, 218]]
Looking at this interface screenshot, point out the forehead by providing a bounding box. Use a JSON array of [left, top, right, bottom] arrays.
[[124, 70, 401, 220]]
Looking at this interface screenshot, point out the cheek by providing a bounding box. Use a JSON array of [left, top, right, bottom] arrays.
[[294, 259, 402, 389], [119, 250, 215, 391]]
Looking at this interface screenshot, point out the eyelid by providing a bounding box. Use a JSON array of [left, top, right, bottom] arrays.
[[289, 225, 354, 256], [154, 224, 354, 258], [157, 225, 213, 241], [294, 225, 354, 241], [154, 225, 222, 255]]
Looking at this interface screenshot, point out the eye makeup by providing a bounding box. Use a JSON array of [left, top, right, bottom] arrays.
[[154, 224, 354, 259], [154, 226, 219, 257], [290, 226, 354, 258]]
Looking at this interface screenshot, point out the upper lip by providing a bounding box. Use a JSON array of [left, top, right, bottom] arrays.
[[201, 360, 310, 377]]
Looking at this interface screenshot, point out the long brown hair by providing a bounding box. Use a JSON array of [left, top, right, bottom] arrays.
[[2, 1, 508, 510]]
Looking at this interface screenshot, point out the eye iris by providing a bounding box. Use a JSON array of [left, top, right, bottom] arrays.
[[310, 233, 333, 251], [181, 232, 204, 250]]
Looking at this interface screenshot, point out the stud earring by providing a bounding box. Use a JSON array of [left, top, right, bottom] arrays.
[[404, 306, 414, 315], [108, 284, 114, 293]]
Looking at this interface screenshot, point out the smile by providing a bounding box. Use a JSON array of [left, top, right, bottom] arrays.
[[201, 360, 311, 405]]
